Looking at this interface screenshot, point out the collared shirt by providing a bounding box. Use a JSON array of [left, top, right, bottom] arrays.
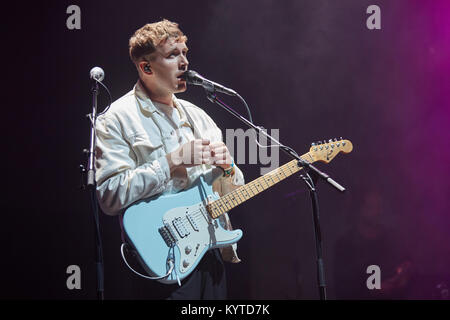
[[95, 80, 244, 262]]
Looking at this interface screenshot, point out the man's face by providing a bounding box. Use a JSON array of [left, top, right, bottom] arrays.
[[148, 37, 189, 95]]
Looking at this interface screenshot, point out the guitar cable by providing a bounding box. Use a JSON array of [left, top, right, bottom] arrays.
[[120, 243, 179, 285]]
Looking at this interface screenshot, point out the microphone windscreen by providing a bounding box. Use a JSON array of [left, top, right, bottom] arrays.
[[90, 67, 105, 82]]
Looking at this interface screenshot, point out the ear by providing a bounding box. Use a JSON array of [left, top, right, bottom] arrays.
[[139, 61, 152, 74]]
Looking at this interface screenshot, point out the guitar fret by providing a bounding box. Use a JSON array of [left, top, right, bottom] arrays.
[[261, 176, 270, 188], [231, 194, 240, 206], [225, 194, 237, 208], [215, 202, 224, 217], [260, 179, 267, 189], [217, 197, 228, 211], [212, 204, 220, 217], [226, 195, 236, 208], [235, 190, 244, 203], [234, 190, 244, 203], [274, 170, 283, 182], [243, 188, 251, 199], [246, 184, 255, 196], [261, 179, 268, 189], [286, 163, 295, 174], [222, 197, 232, 211], [281, 165, 289, 177]]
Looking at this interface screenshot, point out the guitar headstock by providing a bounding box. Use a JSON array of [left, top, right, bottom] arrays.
[[308, 138, 353, 163]]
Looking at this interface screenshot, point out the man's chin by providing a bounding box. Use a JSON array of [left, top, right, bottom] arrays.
[[175, 83, 188, 92]]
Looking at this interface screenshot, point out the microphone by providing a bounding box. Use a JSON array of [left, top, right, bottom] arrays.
[[180, 70, 237, 96], [90, 67, 105, 82]]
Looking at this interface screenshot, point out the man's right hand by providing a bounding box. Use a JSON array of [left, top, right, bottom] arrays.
[[166, 139, 211, 174]]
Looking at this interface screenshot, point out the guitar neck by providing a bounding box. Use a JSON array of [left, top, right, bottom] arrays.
[[207, 152, 314, 219]]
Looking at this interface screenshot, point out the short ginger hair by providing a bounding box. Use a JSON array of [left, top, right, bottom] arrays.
[[129, 19, 187, 63]]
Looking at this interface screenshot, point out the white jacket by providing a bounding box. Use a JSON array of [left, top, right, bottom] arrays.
[[95, 80, 244, 263]]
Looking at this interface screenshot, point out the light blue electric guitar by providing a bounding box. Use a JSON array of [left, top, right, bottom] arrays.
[[122, 139, 353, 284]]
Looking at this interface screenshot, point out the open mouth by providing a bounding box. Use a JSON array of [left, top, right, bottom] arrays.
[[176, 72, 187, 81]]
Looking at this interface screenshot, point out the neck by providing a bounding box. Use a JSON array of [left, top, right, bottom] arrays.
[[152, 96, 173, 107], [139, 78, 174, 107]]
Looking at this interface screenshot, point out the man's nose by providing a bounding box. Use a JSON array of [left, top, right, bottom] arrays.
[[180, 55, 188, 70]]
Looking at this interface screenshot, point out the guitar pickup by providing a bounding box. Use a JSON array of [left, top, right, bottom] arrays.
[[186, 214, 199, 231], [172, 217, 190, 238]]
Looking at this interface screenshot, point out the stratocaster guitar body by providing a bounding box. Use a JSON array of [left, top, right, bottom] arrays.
[[122, 168, 242, 284]]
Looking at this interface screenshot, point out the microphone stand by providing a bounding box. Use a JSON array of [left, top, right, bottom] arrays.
[[81, 79, 105, 301], [204, 88, 346, 300]]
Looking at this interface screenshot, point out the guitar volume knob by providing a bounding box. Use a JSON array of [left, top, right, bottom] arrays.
[[183, 260, 190, 268], [185, 246, 192, 254]]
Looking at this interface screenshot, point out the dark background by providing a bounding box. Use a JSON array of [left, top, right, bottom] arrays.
[[2, 0, 449, 299]]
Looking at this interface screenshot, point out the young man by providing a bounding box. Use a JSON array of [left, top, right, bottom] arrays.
[[94, 20, 244, 299]]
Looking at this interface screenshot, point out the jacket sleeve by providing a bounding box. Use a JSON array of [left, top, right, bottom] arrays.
[[94, 115, 171, 215]]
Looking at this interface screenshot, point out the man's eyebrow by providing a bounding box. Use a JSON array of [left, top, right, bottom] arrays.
[[166, 47, 188, 55], [174, 45, 188, 51], [168, 45, 188, 51]]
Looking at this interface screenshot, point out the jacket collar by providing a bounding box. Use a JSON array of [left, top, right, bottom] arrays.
[[134, 80, 191, 128]]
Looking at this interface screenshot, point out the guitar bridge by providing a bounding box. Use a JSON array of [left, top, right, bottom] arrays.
[[158, 225, 176, 248]]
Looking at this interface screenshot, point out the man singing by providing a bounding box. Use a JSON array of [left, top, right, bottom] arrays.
[[94, 19, 244, 299]]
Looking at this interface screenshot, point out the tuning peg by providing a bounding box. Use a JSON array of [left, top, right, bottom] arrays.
[[330, 140, 335, 148]]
